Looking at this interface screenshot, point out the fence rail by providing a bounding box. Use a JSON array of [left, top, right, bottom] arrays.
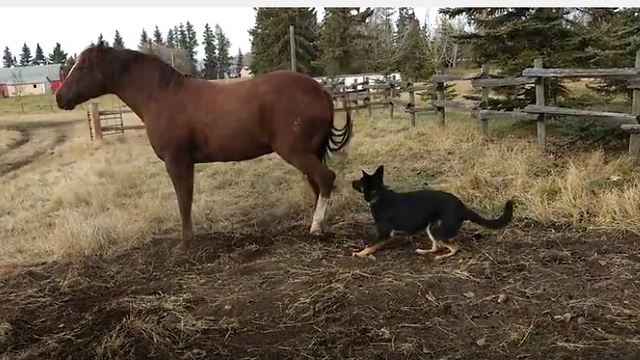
[[324, 50, 640, 162]]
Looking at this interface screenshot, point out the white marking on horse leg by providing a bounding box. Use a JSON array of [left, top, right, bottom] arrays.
[[309, 195, 329, 234]]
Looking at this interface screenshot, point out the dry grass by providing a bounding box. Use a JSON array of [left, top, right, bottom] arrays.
[[3, 103, 640, 359], [0, 94, 124, 116], [1, 107, 639, 267], [0, 129, 22, 151]]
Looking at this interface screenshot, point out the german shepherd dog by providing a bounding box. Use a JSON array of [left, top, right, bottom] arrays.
[[351, 165, 514, 260]]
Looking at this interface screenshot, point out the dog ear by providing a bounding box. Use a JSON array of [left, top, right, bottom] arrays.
[[351, 180, 363, 193], [373, 165, 384, 179], [361, 169, 369, 177]]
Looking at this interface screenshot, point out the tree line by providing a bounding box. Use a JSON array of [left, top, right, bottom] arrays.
[[249, 8, 471, 81], [2, 22, 245, 81], [248, 8, 638, 107]]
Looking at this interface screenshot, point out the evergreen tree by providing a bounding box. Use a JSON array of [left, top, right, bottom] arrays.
[[396, 8, 413, 44], [396, 14, 432, 81], [3, 47, 13, 68], [368, 8, 396, 75], [185, 21, 199, 71], [441, 8, 588, 109], [249, 8, 321, 75], [318, 8, 373, 76], [177, 23, 188, 49], [202, 23, 218, 79], [139, 28, 152, 52], [96, 33, 109, 47], [19, 43, 32, 66], [113, 30, 125, 49], [235, 48, 244, 76], [48, 43, 68, 64], [215, 24, 231, 78], [167, 28, 176, 48], [576, 8, 640, 99], [33, 43, 46, 65], [153, 25, 164, 46]]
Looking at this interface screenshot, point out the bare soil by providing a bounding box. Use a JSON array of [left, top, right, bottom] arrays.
[[1, 223, 640, 359], [0, 119, 76, 177]]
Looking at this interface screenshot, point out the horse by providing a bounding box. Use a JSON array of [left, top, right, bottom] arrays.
[[55, 43, 352, 245]]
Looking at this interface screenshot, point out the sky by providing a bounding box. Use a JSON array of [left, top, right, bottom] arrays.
[[1, 7, 436, 62]]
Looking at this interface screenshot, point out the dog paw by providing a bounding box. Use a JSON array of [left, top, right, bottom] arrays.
[[351, 251, 376, 260]]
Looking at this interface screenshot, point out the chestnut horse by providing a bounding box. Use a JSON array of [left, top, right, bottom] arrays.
[[56, 44, 352, 244]]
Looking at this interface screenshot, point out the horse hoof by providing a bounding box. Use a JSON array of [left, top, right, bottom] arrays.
[[310, 229, 323, 236]]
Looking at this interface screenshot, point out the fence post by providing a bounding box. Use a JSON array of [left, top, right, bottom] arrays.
[[289, 25, 296, 72], [90, 102, 103, 141], [409, 82, 416, 126], [534, 57, 546, 150], [436, 79, 446, 127], [366, 84, 372, 118], [629, 50, 640, 164], [388, 85, 395, 121], [480, 63, 490, 136]]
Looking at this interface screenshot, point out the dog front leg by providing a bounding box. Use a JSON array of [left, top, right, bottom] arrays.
[[352, 228, 393, 258]]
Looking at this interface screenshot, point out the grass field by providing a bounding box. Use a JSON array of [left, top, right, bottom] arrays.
[[1, 84, 640, 358]]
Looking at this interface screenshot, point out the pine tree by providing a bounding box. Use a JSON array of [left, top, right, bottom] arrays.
[[48, 43, 68, 64], [368, 8, 396, 75], [396, 14, 432, 81], [185, 21, 199, 72], [177, 23, 188, 49], [3, 47, 13, 68], [318, 8, 373, 76], [440, 8, 587, 109], [32, 43, 46, 65], [153, 25, 164, 46], [249, 8, 321, 75], [113, 30, 125, 49], [167, 28, 176, 48], [139, 28, 151, 52], [214, 24, 231, 78], [19, 43, 32, 66], [97, 33, 109, 47], [235, 48, 244, 76], [395, 8, 413, 44], [202, 23, 217, 79], [577, 9, 640, 99]]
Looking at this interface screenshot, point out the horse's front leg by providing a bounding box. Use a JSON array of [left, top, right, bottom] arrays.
[[164, 154, 195, 244]]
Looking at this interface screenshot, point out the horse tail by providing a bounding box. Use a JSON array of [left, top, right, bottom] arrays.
[[321, 89, 353, 163]]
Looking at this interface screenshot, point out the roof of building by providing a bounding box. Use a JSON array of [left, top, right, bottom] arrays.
[[0, 64, 63, 85]]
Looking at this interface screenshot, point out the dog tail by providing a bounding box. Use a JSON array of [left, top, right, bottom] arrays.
[[463, 200, 514, 230]]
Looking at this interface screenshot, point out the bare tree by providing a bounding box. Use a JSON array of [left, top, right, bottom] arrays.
[[10, 69, 24, 97], [140, 45, 192, 75]]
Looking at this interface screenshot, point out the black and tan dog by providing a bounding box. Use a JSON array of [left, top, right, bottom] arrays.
[[351, 165, 514, 260]]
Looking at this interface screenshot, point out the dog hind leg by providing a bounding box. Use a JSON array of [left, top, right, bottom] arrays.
[[430, 217, 463, 260], [415, 224, 443, 255]]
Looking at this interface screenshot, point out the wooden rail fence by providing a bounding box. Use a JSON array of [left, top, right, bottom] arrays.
[[324, 50, 640, 162], [87, 103, 144, 141]]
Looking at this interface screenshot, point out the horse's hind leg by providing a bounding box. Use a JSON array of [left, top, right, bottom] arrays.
[[287, 153, 336, 235]]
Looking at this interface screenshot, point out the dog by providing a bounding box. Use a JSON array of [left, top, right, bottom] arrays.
[[351, 165, 514, 260]]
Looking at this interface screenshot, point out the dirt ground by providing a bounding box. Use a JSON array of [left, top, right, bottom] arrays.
[[2, 223, 640, 359], [2, 107, 640, 359]]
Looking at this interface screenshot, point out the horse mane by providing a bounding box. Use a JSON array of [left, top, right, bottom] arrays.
[[90, 44, 190, 89]]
